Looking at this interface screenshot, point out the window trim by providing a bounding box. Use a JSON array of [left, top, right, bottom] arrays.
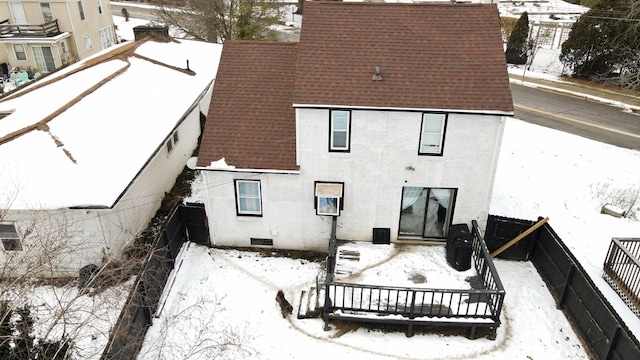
[[398, 186, 457, 239], [40, 2, 54, 23], [0, 223, 22, 251], [235, 180, 263, 216], [418, 113, 447, 156], [32, 45, 55, 73], [314, 181, 344, 216], [13, 43, 26, 61], [78, 0, 85, 21], [98, 26, 114, 50], [329, 110, 351, 152]]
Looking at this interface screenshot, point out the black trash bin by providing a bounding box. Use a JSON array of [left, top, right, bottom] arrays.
[[446, 223, 472, 271]]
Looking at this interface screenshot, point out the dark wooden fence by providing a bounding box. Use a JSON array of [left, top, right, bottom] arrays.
[[100, 203, 208, 360], [323, 220, 505, 339], [485, 215, 640, 360]]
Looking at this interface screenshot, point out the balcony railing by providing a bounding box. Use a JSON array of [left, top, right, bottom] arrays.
[[603, 237, 640, 317], [0, 19, 61, 38]]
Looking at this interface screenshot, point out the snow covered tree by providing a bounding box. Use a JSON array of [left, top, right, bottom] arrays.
[[505, 12, 530, 65], [152, 0, 285, 42]]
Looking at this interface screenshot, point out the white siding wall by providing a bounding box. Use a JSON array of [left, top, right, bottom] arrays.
[[203, 109, 506, 251], [99, 107, 202, 256], [0, 107, 202, 277]]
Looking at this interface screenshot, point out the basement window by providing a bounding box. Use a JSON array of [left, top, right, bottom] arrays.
[[0, 224, 22, 251]]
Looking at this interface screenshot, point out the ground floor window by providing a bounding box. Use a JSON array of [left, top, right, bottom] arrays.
[[32, 46, 55, 73], [315, 182, 344, 216], [98, 26, 114, 50], [0, 223, 22, 251], [235, 180, 262, 216], [399, 187, 456, 239], [13, 44, 26, 61]]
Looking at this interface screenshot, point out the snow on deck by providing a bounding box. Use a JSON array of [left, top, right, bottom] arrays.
[[334, 241, 478, 290]]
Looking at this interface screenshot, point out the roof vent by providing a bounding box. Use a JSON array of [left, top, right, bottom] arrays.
[[372, 65, 382, 81]]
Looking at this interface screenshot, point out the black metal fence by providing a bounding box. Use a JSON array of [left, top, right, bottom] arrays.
[[323, 220, 505, 339], [485, 215, 640, 360], [603, 238, 640, 317], [100, 203, 208, 360]]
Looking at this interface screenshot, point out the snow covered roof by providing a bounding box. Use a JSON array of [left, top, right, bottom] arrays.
[[0, 38, 223, 210]]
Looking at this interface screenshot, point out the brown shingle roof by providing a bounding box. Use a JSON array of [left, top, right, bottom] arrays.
[[293, 2, 513, 113], [197, 41, 299, 170], [198, 3, 514, 170]]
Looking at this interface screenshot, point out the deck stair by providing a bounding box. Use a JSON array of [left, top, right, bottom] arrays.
[[297, 285, 325, 319]]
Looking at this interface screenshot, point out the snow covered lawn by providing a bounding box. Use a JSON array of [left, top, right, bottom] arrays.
[[137, 242, 590, 359]]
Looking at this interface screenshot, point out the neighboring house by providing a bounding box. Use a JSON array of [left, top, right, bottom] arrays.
[[196, 2, 513, 252], [0, 0, 116, 78], [0, 29, 222, 276]]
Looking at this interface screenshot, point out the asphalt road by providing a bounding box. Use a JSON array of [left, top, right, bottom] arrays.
[[511, 83, 640, 151], [113, 3, 156, 21]]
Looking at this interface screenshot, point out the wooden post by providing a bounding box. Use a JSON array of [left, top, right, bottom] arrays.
[[491, 217, 549, 258]]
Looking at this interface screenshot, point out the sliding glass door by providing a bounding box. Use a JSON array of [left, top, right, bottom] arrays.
[[399, 187, 456, 239]]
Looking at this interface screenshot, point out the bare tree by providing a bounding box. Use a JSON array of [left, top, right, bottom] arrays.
[[152, 0, 285, 42], [136, 295, 252, 359]]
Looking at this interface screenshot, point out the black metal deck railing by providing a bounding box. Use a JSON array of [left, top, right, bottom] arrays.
[[603, 237, 640, 316], [321, 220, 505, 338], [0, 19, 61, 38]]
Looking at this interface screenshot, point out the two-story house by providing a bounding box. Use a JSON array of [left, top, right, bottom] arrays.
[[195, 2, 514, 252], [0, 0, 115, 78]]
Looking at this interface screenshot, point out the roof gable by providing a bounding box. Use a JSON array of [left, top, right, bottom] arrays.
[[198, 2, 513, 171], [293, 2, 513, 113], [197, 41, 299, 170]]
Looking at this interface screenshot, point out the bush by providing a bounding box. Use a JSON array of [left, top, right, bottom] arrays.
[[0, 302, 73, 359]]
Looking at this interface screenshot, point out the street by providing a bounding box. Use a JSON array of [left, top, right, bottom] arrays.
[[511, 83, 640, 150]]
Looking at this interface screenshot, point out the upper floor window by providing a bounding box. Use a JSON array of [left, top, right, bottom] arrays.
[[97, 0, 103, 14], [0, 223, 22, 251], [13, 44, 26, 60], [419, 113, 447, 156], [78, 1, 85, 20], [40, 3, 54, 23], [329, 110, 350, 152], [235, 180, 262, 216]]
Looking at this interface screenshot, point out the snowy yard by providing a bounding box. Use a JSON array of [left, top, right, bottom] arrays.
[[3, 3, 632, 359], [136, 242, 589, 359]]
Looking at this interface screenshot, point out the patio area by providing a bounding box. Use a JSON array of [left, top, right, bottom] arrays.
[[299, 220, 505, 339]]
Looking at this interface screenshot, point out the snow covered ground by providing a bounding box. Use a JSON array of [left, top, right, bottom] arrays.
[[111, 3, 640, 359], [134, 104, 639, 359]]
